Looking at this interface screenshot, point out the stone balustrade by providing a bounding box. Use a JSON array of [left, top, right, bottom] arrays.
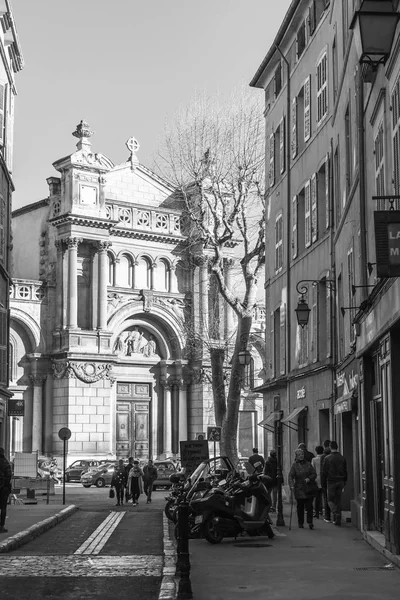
[[106, 204, 182, 236], [10, 279, 47, 302]]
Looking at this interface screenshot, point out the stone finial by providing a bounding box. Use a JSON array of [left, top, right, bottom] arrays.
[[126, 136, 140, 169], [72, 119, 94, 151]]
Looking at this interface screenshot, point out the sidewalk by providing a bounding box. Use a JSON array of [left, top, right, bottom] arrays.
[[0, 502, 78, 553], [188, 506, 400, 600]]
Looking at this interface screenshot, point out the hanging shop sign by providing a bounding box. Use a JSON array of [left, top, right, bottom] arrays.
[[374, 211, 400, 277], [335, 359, 358, 414], [8, 398, 24, 417]]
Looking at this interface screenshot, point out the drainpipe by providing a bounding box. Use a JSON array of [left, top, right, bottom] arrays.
[[330, 137, 337, 442], [275, 44, 291, 529], [357, 66, 368, 294]]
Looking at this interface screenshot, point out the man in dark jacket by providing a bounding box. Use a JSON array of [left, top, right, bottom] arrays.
[[111, 459, 127, 506], [248, 448, 265, 474], [321, 440, 347, 526], [0, 447, 12, 533], [264, 450, 278, 512], [321, 440, 332, 522], [143, 459, 158, 503]]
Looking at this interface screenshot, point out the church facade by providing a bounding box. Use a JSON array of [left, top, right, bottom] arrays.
[[8, 121, 265, 462]]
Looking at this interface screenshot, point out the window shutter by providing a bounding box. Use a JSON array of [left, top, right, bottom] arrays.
[[270, 311, 275, 377], [0, 83, 5, 147], [0, 196, 5, 263], [309, 1, 316, 35], [326, 283, 331, 358], [280, 304, 286, 375], [292, 195, 298, 259], [269, 133, 275, 187], [325, 154, 330, 229], [292, 97, 298, 159], [304, 76, 311, 141], [311, 173, 318, 243], [305, 181, 312, 248], [279, 117, 285, 174], [311, 284, 318, 362]]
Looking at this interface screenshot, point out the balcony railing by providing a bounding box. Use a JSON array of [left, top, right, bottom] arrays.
[[10, 279, 46, 302], [106, 204, 183, 236]]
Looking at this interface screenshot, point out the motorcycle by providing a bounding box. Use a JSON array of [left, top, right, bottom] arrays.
[[189, 472, 275, 544]]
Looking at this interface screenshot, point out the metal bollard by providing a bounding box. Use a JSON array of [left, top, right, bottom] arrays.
[[176, 500, 193, 600]]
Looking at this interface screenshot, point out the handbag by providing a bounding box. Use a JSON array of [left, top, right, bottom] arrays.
[[109, 488, 115, 499], [305, 479, 319, 497]]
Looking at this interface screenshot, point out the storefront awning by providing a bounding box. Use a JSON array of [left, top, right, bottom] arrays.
[[281, 406, 307, 430], [334, 391, 357, 415], [258, 412, 276, 431]]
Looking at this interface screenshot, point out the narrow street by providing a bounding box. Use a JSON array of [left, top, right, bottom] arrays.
[[0, 485, 168, 600]]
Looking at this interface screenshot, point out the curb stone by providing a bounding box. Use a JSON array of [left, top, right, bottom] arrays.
[[0, 505, 79, 554], [158, 512, 178, 600]]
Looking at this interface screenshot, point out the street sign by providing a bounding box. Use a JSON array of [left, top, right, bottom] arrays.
[[58, 427, 72, 441], [180, 440, 209, 473], [374, 211, 400, 276], [195, 432, 206, 441], [8, 398, 24, 416], [207, 426, 221, 442]]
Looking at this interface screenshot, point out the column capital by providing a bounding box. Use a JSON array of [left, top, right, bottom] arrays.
[[29, 374, 47, 386], [65, 237, 82, 250], [94, 240, 112, 253], [55, 239, 67, 253]]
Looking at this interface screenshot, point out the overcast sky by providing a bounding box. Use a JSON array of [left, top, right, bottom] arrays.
[[11, 0, 291, 208]]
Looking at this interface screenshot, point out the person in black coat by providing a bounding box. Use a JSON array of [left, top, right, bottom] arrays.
[[264, 450, 278, 512], [0, 447, 12, 533], [111, 459, 127, 506], [248, 448, 265, 474]]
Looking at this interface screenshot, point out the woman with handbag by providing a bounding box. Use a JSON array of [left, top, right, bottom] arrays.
[[288, 448, 318, 529], [127, 460, 144, 506]]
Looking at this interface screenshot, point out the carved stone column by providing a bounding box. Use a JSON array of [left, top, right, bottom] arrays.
[[170, 264, 178, 294], [30, 375, 46, 454], [97, 241, 111, 330], [66, 237, 81, 328], [225, 258, 235, 337], [163, 384, 172, 457], [55, 240, 66, 329], [178, 385, 188, 444]]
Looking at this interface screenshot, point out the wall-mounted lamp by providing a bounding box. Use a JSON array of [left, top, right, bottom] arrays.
[[350, 1, 400, 71], [238, 349, 252, 366], [295, 279, 335, 328]]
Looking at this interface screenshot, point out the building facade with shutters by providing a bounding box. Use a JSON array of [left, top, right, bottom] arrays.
[[250, 0, 334, 484], [0, 1, 23, 449], [8, 122, 266, 462]]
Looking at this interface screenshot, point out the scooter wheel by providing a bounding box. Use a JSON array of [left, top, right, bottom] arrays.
[[203, 515, 224, 544], [164, 500, 177, 522]]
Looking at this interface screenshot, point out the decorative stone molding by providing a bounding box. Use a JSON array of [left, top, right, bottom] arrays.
[[141, 290, 153, 313], [54, 239, 66, 253], [52, 361, 116, 385], [65, 237, 82, 250], [94, 240, 112, 253], [29, 375, 47, 386]]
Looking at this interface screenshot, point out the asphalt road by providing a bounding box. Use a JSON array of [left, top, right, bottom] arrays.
[[0, 484, 169, 600]]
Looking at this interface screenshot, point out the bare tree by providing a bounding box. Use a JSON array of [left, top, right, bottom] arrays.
[[155, 88, 265, 464]]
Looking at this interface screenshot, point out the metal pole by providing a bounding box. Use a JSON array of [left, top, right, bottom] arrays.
[[276, 419, 285, 526], [213, 439, 216, 460], [46, 475, 50, 505], [177, 500, 192, 599], [63, 438, 66, 506]]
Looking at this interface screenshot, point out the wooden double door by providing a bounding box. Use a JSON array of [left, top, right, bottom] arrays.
[[116, 382, 151, 460]]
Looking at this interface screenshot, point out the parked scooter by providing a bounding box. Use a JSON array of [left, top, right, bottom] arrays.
[[189, 472, 275, 544]]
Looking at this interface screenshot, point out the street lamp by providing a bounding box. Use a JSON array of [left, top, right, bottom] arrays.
[[294, 279, 335, 328], [238, 349, 252, 366], [350, 1, 400, 70]]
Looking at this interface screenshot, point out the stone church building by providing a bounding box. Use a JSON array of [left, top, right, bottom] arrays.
[[8, 120, 264, 462]]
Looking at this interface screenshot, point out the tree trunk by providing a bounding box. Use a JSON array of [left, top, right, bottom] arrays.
[[209, 346, 227, 456], [222, 312, 253, 466]]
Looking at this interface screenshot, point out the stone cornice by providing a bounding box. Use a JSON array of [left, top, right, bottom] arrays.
[[110, 227, 185, 245], [49, 213, 118, 230]]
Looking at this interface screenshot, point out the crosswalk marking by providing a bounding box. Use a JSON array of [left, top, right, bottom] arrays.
[[0, 555, 163, 577], [74, 511, 125, 555]]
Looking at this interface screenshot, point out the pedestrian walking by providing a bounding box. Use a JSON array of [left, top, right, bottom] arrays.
[[321, 439, 332, 522], [288, 448, 317, 529], [297, 442, 315, 463], [322, 440, 347, 526], [248, 447, 265, 474], [124, 456, 135, 502], [143, 459, 158, 504], [111, 459, 127, 506], [0, 447, 12, 533], [311, 446, 324, 518], [264, 449, 278, 512], [127, 460, 144, 506]]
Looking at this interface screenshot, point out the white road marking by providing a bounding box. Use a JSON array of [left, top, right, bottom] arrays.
[[74, 511, 125, 555], [0, 555, 163, 577]]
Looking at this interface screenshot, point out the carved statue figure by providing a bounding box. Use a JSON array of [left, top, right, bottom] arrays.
[[143, 335, 157, 357], [126, 327, 141, 355]]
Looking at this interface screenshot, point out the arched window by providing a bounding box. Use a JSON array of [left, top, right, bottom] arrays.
[[107, 253, 115, 286], [135, 256, 151, 289], [119, 254, 133, 288], [155, 259, 170, 292]]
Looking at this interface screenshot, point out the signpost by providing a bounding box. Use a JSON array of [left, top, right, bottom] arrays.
[[207, 426, 222, 459], [58, 427, 71, 505], [374, 211, 400, 276], [180, 440, 209, 475]]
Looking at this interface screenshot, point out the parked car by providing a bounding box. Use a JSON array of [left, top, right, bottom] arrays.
[[153, 460, 177, 490], [64, 460, 103, 482], [80, 463, 116, 488]]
